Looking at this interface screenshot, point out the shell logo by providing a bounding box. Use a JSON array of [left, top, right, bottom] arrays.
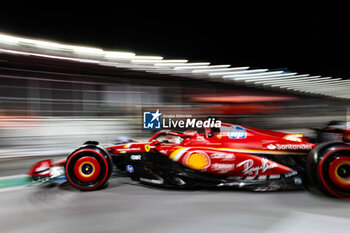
[[184, 151, 210, 171]]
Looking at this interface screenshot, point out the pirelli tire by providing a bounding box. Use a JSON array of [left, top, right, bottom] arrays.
[[65, 144, 113, 191], [306, 142, 350, 199]]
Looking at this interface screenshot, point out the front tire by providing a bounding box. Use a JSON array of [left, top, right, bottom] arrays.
[[307, 142, 350, 199], [65, 145, 113, 191]]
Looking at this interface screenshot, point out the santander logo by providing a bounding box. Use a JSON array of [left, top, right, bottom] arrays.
[[267, 143, 313, 151]]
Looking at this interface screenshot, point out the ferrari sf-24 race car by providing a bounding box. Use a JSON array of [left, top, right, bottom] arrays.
[[29, 122, 350, 199]]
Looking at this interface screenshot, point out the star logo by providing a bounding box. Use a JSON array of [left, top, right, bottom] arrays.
[[150, 109, 162, 122], [143, 109, 162, 129]]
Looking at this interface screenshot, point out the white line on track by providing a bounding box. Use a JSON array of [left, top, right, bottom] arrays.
[[0, 185, 28, 193], [0, 174, 27, 180]]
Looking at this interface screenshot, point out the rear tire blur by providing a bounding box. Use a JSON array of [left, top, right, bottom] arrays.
[[306, 142, 350, 199]]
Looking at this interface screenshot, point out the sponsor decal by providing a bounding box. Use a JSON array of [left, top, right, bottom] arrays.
[[237, 158, 278, 176], [210, 152, 236, 160], [269, 174, 281, 179], [50, 166, 64, 178], [123, 144, 131, 148], [283, 134, 303, 142], [117, 147, 142, 154], [144, 145, 151, 152], [163, 118, 221, 129], [143, 109, 221, 129], [267, 144, 313, 151], [266, 144, 277, 150], [159, 150, 167, 155], [228, 126, 247, 139], [140, 177, 163, 184], [211, 163, 235, 173], [126, 165, 134, 173], [143, 109, 162, 129], [130, 155, 141, 160], [184, 151, 211, 171], [284, 170, 298, 178], [35, 161, 51, 175]]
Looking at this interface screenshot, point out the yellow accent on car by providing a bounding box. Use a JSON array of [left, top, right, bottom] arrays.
[[334, 162, 350, 185], [169, 148, 185, 159], [186, 153, 209, 170], [78, 162, 95, 177]]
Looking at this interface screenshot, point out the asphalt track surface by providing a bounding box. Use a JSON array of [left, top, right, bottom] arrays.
[[1, 157, 350, 233]]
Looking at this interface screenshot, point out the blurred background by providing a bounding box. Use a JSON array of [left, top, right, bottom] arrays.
[[0, 32, 348, 157], [0, 1, 350, 158]]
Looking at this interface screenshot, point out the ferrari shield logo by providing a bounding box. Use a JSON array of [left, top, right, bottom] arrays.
[[145, 145, 150, 152]]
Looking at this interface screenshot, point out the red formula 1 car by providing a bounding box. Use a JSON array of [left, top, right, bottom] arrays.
[[29, 122, 350, 199]]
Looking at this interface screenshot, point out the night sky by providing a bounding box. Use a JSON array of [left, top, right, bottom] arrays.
[[0, 1, 349, 78]]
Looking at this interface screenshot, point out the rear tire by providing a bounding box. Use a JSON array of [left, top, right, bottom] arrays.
[[307, 142, 350, 199], [65, 144, 113, 191]]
